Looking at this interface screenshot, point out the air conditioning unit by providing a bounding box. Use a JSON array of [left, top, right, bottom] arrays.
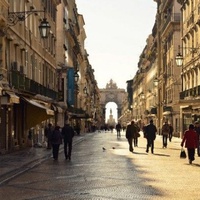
[[11, 61, 18, 71]]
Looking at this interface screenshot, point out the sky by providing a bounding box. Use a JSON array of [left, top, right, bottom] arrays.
[[75, 0, 157, 122]]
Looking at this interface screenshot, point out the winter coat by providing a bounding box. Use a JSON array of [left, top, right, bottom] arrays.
[[145, 123, 157, 140], [181, 129, 198, 148], [116, 123, 121, 131], [62, 124, 75, 143], [44, 126, 53, 139], [133, 124, 140, 139], [51, 128, 62, 145], [162, 123, 170, 136], [126, 123, 138, 139], [194, 126, 200, 137]]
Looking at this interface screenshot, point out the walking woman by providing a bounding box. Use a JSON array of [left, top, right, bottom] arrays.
[[181, 124, 198, 164], [51, 126, 62, 160]]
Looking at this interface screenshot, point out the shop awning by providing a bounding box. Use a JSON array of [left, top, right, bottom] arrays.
[[1, 91, 20, 104], [67, 104, 89, 119], [163, 111, 171, 116], [70, 113, 91, 119], [6, 91, 20, 104], [51, 104, 63, 113], [22, 97, 54, 129]]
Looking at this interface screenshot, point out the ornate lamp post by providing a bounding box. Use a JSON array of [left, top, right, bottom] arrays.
[[7, 8, 50, 38]]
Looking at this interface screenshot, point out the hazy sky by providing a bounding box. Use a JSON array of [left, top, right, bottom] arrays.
[[75, 0, 157, 122], [76, 0, 157, 90]]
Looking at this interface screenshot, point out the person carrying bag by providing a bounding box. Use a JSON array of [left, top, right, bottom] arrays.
[[180, 147, 186, 159]]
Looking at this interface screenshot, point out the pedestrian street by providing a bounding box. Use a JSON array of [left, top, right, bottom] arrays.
[[0, 130, 200, 200]]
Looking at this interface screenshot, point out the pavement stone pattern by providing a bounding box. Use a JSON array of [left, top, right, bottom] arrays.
[[0, 131, 200, 200]]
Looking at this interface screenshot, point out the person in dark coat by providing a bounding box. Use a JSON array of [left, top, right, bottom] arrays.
[[145, 119, 157, 154], [44, 123, 53, 149], [126, 121, 138, 152], [62, 120, 75, 160], [75, 123, 81, 135], [51, 126, 62, 160], [169, 124, 174, 142], [181, 124, 199, 164], [133, 122, 140, 147], [194, 121, 200, 156], [161, 121, 170, 148], [116, 122, 122, 138]]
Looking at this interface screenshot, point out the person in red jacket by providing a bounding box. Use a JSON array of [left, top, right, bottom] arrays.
[[181, 124, 199, 164]]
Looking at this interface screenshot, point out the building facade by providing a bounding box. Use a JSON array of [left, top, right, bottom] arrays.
[[178, 0, 200, 133], [0, 0, 101, 154], [129, 0, 200, 137]]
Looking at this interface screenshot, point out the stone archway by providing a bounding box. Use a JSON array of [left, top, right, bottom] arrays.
[[99, 79, 127, 124]]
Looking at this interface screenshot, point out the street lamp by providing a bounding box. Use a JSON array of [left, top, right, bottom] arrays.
[[7, 8, 50, 38], [175, 46, 183, 67], [153, 77, 159, 87], [140, 92, 145, 99], [175, 45, 200, 67], [175, 53, 183, 67], [39, 18, 51, 38], [83, 86, 87, 94], [74, 71, 79, 83]]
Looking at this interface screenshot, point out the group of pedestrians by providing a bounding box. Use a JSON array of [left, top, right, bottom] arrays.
[[125, 118, 200, 165], [125, 119, 157, 154], [125, 121, 140, 152], [44, 120, 75, 161]]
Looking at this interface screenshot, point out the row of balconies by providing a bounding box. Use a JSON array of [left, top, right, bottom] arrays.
[[180, 85, 200, 99], [11, 70, 57, 99]]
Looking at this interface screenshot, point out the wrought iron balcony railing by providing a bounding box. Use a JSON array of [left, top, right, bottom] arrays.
[[179, 85, 200, 99], [11, 70, 58, 100]]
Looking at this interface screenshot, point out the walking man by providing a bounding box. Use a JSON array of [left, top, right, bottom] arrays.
[[161, 121, 170, 148], [44, 123, 53, 149], [145, 119, 157, 154], [133, 122, 140, 147], [126, 121, 138, 152], [169, 123, 174, 142], [194, 121, 200, 156], [116, 122, 122, 138], [62, 120, 75, 160], [51, 126, 62, 160]]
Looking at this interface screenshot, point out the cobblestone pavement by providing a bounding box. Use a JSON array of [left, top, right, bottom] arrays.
[[0, 131, 200, 200], [0, 134, 85, 184]]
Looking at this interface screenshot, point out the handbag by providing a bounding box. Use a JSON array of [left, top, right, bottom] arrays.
[[137, 132, 140, 137], [180, 148, 186, 159]]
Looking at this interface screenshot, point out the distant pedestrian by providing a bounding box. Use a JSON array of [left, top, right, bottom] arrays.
[[116, 122, 122, 137], [133, 122, 140, 147], [194, 121, 200, 157], [161, 121, 170, 148], [44, 123, 53, 149], [75, 123, 81, 135], [51, 126, 62, 160], [145, 119, 157, 154], [169, 124, 174, 142], [62, 120, 75, 160], [125, 121, 138, 152], [181, 124, 199, 164]]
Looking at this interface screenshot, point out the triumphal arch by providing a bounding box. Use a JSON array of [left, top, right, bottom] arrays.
[[99, 79, 127, 122]]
